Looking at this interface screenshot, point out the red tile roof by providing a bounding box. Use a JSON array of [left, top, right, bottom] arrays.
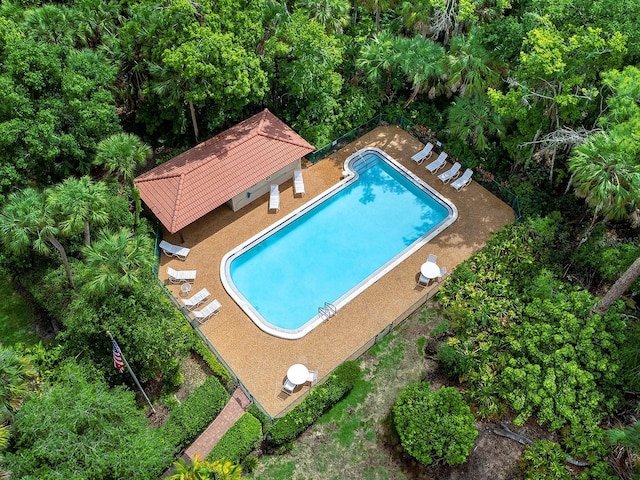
[[135, 109, 315, 233]]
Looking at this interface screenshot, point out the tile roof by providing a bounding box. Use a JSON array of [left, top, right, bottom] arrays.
[[135, 109, 315, 233]]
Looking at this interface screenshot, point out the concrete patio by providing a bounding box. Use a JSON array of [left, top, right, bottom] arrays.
[[159, 125, 515, 418]]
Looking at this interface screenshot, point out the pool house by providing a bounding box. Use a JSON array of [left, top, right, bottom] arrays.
[[135, 108, 315, 234]]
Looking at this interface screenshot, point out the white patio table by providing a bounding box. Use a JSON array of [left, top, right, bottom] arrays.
[[420, 261, 440, 280], [287, 364, 310, 386]]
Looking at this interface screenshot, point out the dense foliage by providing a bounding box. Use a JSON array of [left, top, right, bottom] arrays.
[[267, 361, 360, 448], [437, 216, 637, 464], [393, 382, 478, 465], [207, 412, 263, 464], [518, 440, 618, 480], [3, 361, 173, 479]]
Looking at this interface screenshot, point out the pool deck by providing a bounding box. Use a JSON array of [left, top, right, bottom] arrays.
[[160, 125, 515, 418]]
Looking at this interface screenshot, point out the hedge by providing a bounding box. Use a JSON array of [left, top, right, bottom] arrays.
[[266, 361, 360, 447], [191, 331, 233, 387], [207, 413, 263, 464], [163, 375, 229, 448]]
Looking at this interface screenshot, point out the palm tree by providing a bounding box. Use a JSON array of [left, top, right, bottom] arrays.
[[569, 132, 640, 223], [446, 31, 502, 98], [0, 189, 75, 288], [169, 453, 210, 480], [356, 0, 396, 31], [356, 31, 399, 100], [81, 228, 155, 295], [0, 345, 37, 421], [209, 460, 245, 479], [48, 177, 110, 246], [24, 4, 77, 46], [398, 0, 432, 38], [298, 0, 350, 33], [95, 133, 152, 185], [395, 35, 447, 106], [0, 422, 10, 480], [73, 0, 121, 48], [169, 455, 246, 480], [447, 95, 505, 150], [568, 131, 640, 315], [259, 0, 291, 53], [94, 132, 152, 225]]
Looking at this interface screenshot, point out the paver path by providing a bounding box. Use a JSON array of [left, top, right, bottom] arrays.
[[184, 387, 252, 461]]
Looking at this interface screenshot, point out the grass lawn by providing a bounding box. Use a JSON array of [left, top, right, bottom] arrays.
[[251, 305, 438, 479], [0, 271, 42, 347]]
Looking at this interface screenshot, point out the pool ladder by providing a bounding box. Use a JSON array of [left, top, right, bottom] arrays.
[[352, 151, 377, 173], [318, 302, 337, 321]]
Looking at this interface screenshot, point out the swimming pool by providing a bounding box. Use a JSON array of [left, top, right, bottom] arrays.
[[220, 147, 457, 339]]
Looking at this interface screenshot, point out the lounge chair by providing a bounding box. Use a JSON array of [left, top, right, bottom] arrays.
[[180, 288, 210, 311], [438, 162, 461, 183], [307, 370, 318, 385], [269, 184, 280, 212], [159, 240, 190, 260], [425, 152, 448, 174], [427, 254, 437, 264], [411, 143, 434, 165], [192, 299, 222, 324], [282, 377, 296, 395], [451, 169, 474, 191], [167, 267, 196, 284], [293, 169, 305, 197]]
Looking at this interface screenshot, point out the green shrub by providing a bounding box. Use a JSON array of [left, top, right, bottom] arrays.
[[247, 404, 271, 433], [393, 382, 478, 466], [436, 341, 476, 379], [266, 361, 360, 448], [207, 413, 263, 464], [163, 376, 229, 448], [241, 454, 259, 474], [518, 440, 572, 480]]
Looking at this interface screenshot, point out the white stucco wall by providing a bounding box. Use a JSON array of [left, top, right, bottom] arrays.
[[227, 159, 302, 212]]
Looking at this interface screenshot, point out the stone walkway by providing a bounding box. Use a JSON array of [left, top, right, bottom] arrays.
[[184, 387, 252, 461]]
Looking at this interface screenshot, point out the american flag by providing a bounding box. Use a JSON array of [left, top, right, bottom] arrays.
[[112, 339, 125, 373]]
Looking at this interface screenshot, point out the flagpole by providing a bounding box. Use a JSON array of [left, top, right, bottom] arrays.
[[107, 331, 156, 415]]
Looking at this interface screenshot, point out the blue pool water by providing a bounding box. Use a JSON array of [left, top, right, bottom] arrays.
[[221, 148, 457, 339]]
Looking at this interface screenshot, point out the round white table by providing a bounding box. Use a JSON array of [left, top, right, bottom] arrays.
[[180, 282, 192, 296], [420, 261, 440, 279], [287, 364, 310, 386]]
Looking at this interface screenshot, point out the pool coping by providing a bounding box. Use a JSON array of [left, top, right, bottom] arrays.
[[220, 147, 458, 340]]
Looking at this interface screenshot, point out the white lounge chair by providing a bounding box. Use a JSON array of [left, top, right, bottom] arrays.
[[438, 162, 461, 183], [293, 169, 305, 197], [411, 143, 434, 164], [192, 299, 221, 324], [269, 184, 280, 212], [180, 288, 210, 311], [282, 377, 296, 395], [425, 152, 448, 173], [427, 254, 437, 264], [167, 267, 196, 284], [451, 169, 474, 191], [159, 240, 190, 260]]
